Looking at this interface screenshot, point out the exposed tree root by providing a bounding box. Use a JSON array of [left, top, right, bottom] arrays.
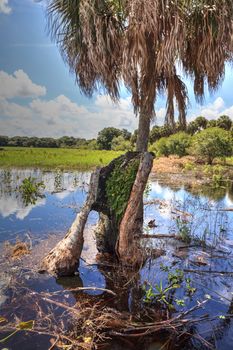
[[40, 169, 100, 277]]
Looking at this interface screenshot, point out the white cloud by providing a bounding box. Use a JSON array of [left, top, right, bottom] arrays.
[[0, 90, 138, 138], [0, 194, 45, 219], [4, 69, 232, 139], [0, 68, 140, 138], [0, 70, 46, 99], [154, 107, 166, 125], [213, 97, 225, 110], [0, 0, 11, 14], [190, 97, 233, 121]]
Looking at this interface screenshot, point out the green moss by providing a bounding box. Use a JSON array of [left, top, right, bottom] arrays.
[[106, 157, 140, 223]]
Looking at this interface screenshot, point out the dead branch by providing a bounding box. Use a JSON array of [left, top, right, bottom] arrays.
[[141, 234, 178, 239]]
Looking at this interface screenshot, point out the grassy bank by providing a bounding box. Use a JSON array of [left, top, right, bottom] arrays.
[[0, 147, 123, 170]]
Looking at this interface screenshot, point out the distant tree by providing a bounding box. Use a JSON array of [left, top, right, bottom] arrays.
[[111, 135, 132, 151], [75, 138, 88, 148], [187, 121, 199, 135], [207, 120, 217, 128], [86, 139, 98, 150], [27, 137, 40, 147], [0, 136, 9, 146], [159, 125, 174, 138], [192, 127, 232, 164], [150, 126, 162, 143], [194, 116, 208, 129], [97, 127, 122, 150], [37, 137, 58, 148], [130, 130, 138, 148], [216, 115, 232, 130], [57, 136, 76, 147], [187, 116, 207, 135], [8, 136, 23, 147], [121, 129, 131, 141]]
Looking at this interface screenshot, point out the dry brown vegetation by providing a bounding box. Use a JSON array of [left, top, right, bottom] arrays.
[[152, 156, 196, 174]]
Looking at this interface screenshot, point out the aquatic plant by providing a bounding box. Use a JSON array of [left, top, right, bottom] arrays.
[[142, 267, 186, 308], [54, 169, 63, 192], [18, 176, 45, 206], [176, 217, 191, 243]]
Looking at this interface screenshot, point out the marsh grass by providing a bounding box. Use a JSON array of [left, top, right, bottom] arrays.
[[0, 147, 123, 170]]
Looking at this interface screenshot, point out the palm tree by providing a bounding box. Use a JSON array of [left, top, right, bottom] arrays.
[[41, 0, 233, 274], [47, 0, 233, 152]]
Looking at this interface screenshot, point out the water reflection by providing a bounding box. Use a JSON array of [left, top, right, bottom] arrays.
[[0, 169, 90, 243], [1, 169, 233, 349], [0, 168, 90, 216]]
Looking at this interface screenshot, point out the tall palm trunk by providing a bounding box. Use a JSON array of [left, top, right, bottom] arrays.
[[116, 111, 153, 265]]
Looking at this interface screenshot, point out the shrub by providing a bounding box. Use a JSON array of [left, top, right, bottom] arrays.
[[151, 132, 191, 157], [183, 161, 195, 172], [192, 127, 232, 164], [151, 137, 169, 156], [166, 132, 192, 157]]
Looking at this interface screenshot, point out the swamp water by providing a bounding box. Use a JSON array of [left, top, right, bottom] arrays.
[[0, 168, 233, 349]]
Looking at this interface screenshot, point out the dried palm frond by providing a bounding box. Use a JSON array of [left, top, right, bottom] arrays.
[[47, 0, 233, 128]]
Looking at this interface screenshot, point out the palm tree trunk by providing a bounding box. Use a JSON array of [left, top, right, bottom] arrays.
[[135, 110, 151, 236], [136, 110, 151, 152]]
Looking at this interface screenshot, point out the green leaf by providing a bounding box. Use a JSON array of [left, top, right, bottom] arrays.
[[17, 320, 34, 330]]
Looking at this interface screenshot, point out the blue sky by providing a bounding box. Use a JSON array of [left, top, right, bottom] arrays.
[[0, 0, 233, 139]]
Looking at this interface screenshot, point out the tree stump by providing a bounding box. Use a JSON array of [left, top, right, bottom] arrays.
[[41, 152, 153, 277]]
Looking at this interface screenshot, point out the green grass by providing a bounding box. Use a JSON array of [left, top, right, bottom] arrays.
[[226, 157, 233, 166], [0, 147, 124, 170]]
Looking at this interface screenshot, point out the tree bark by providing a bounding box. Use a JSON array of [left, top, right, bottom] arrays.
[[40, 169, 100, 277], [135, 110, 152, 235], [116, 152, 153, 266], [94, 213, 118, 254], [136, 110, 151, 152]]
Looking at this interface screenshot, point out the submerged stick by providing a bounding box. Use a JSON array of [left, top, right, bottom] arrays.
[[184, 269, 233, 275], [140, 234, 177, 239]]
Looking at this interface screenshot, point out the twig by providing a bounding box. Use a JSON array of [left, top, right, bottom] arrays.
[[42, 297, 80, 315], [184, 269, 233, 275], [48, 335, 59, 350], [42, 286, 117, 296], [64, 287, 117, 296], [141, 234, 178, 239]]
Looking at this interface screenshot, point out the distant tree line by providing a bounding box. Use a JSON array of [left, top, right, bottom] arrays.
[[0, 128, 132, 150], [1, 115, 232, 157], [0, 135, 93, 149]]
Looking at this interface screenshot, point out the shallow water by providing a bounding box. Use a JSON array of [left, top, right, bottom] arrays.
[[1, 168, 233, 349]]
